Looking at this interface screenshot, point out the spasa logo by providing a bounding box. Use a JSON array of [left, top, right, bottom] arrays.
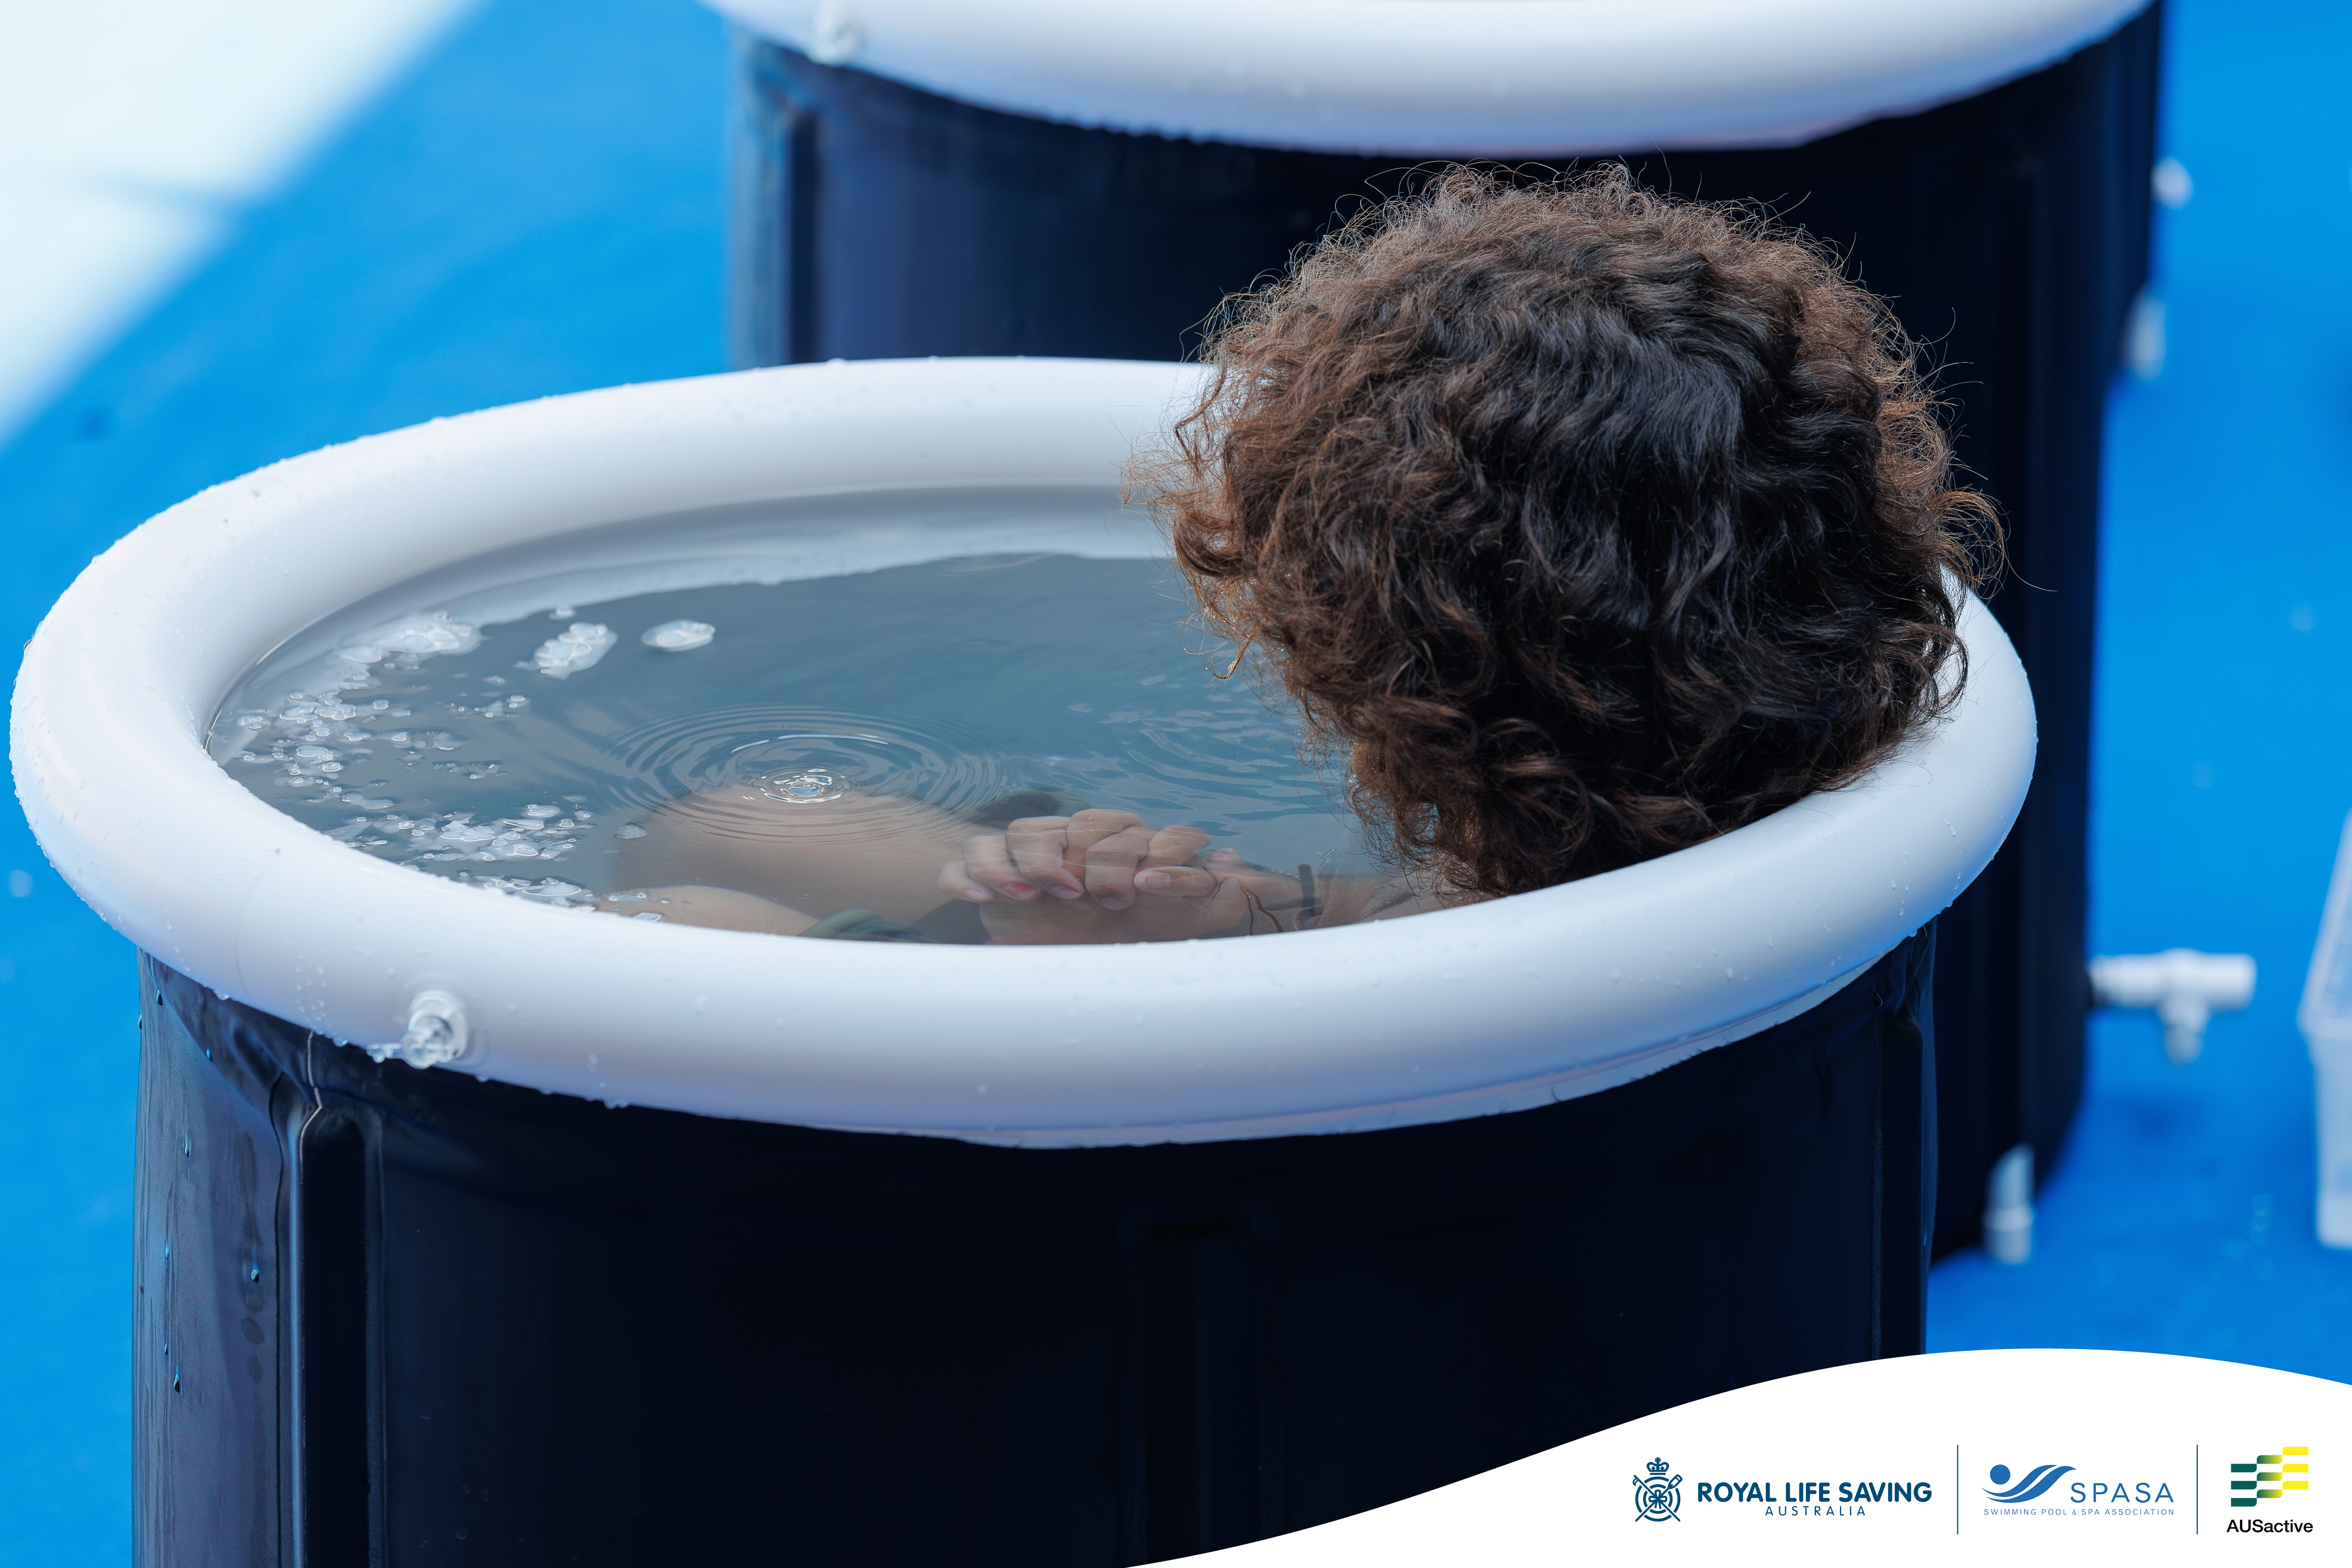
[[1633, 1457, 1683, 1522], [1983, 1463, 2074, 1503], [2230, 1448, 2310, 1509]]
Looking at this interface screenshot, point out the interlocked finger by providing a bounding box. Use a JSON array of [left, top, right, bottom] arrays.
[[1130, 825, 1216, 899], [1080, 824, 1162, 909], [1133, 865, 1218, 897], [1004, 815, 1086, 897], [1143, 824, 1211, 868], [961, 832, 1043, 899]]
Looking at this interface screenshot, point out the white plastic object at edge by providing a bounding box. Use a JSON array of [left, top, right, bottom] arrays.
[[703, 0, 2151, 158], [2089, 948, 2257, 1065], [2297, 809, 2352, 1248], [1980, 1143, 2034, 1266], [10, 358, 2034, 1147]]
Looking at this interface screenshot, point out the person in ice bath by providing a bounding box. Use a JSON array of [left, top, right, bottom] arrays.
[[612, 167, 1992, 945]]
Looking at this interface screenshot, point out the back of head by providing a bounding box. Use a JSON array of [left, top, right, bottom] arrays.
[[1152, 167, 1992, 900]]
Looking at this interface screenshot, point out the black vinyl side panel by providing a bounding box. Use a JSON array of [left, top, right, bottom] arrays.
[[137, 929, 1932, 1566]]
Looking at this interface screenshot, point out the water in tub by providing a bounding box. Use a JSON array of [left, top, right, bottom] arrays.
[[206, 491, 1379, 944]]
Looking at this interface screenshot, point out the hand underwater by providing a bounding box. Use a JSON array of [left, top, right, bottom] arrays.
[[937, 809, 1302, 944]]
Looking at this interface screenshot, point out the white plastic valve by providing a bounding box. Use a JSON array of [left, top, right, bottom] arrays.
[[362, 988, 469, 1069], [2089, 949, 2257, 1065]]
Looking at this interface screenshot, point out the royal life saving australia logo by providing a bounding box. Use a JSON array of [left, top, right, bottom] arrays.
[[1632, 1458, 1934, 1520]]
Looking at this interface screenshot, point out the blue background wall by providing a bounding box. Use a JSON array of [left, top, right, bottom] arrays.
[[0, 0, 2345, 1559]]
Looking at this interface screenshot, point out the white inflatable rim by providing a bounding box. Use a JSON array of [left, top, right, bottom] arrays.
[[11, 358, 2034, 1146], [705, 0, 2150, 157]]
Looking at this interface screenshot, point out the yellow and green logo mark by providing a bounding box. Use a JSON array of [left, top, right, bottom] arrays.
[[2230, 1448, 2310, 1507]]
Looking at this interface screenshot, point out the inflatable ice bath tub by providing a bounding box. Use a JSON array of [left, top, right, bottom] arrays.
[[13, 358, 2034, 1566]]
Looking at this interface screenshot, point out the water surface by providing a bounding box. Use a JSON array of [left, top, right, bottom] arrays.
[[208, 506, 1371, 940]]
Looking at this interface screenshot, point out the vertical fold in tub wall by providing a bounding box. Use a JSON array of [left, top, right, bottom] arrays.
[[134, 962, 298, 1565], [135, 960, 392, 1568], [723, 5, 2161, 1256], [134, 934, 1934, 1566]]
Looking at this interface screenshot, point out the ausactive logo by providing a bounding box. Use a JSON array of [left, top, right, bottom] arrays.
[[2230, 1448, 2311, 1508], [1984, 1464, 2074, 1503], [1633, 1458, 1683, 1522]]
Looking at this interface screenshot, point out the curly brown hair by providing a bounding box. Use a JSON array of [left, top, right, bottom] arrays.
[[1147, 167, 1994, 901]]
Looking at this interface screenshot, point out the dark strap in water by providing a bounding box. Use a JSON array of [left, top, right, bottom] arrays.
[[964, 785, 1093, 829], [802, 899, 993, 945], [800, 907, 940, 943]]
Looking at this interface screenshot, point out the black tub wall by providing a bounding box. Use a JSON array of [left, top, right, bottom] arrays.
[[135, 931, 1931, 1566], [728, 8, 2161, 1254]]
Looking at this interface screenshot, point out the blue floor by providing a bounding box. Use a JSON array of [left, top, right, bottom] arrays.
[[0, 0, 2344, 1559]]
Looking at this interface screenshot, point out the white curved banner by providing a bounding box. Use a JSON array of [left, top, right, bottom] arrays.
[[1182, 1351, 2346, 1564]]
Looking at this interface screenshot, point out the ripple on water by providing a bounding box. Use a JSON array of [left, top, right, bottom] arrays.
[[600, 707, 1018, 851]]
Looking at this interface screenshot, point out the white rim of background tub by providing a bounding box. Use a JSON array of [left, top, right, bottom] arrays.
[[707, 0, 2151, 157], [12, 358, 2035, 1146]]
